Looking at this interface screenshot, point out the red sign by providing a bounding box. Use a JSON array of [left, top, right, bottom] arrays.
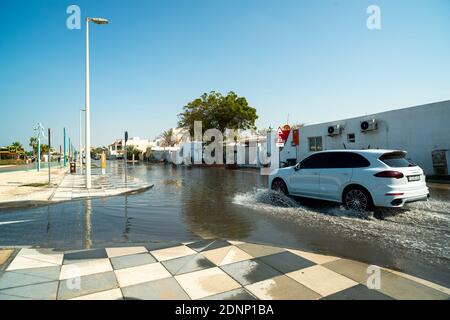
[[292, 129, 299, 146], [276, 126, 291, 146]]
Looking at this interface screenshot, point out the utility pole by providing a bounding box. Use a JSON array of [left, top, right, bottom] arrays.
[[85, 17, 109, 189], [63, 128, 67, 166], [124, 131, 128, 185], [48, 128, 51, 185], [37, 135, 41, 172], [80, 108, 85, 174], [33, 123, 45, 172]]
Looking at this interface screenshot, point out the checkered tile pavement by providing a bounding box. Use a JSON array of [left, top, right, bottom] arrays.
[[0, 240, 449, 300], [50, 173, 152, 202]]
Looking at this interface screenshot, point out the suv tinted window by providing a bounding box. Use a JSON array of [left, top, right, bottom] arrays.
[[325, 152, 371, 168], [300, 153, 328, 169], [380, 152, 417, 167]]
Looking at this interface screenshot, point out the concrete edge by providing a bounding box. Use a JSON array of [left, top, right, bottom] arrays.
[[0, 184, 153, 211], [47, 169, 70, 201]]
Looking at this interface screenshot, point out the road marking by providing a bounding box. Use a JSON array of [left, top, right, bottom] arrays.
[[0, 219, 33, 226]]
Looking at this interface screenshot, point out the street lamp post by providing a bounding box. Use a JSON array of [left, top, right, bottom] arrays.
[[79, 108, 85, 174], [63, 128, 66, 166], [85, 17, 109, 189], [48, 128, 51, 185], [33, 123, 45, 172]]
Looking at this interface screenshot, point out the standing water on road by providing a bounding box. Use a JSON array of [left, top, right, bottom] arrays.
[[0, 163, 448, 286]]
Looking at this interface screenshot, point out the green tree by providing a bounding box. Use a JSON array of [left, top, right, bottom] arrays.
[[159, 129, 174, 148], [12, 141, 23, 149], [125, 145, 140, 160], [92, 147, 107, 158], [40, 144, 49, 155], [178, 91, 258, 136], [8, 141, 24, 160], [29, 137, 38, 155]]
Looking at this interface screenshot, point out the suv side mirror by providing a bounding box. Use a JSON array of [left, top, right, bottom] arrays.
[[294, 162, 301, 171]]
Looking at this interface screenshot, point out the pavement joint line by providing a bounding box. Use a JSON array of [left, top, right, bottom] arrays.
[[157, 256, 193, 301]]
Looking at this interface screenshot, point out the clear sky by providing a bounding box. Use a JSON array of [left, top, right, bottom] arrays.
[[1, 0, 449, 149]]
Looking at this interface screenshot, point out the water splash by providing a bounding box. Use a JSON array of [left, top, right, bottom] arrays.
[[234, 188, 373, 219], [233, 188, 450, 263]]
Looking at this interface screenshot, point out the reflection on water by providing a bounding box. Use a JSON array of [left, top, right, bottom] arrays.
[[0, 162, 449, 287], [123, 195, 131, 241], [84, 199, 92, 249], [0, 163, 263, 246]]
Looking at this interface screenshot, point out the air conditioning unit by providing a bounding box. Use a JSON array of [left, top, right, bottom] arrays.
[[360, 119, 378, 132], [327, 125, 343, 136]]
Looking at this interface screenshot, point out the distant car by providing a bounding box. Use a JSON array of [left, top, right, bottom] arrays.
[[269, 150, 429, 211]]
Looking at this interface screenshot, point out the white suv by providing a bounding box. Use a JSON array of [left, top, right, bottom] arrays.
[[269, 150, 429, 211]]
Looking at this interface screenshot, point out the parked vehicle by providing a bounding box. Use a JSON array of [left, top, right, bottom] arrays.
[[269, 150, 429, 211]]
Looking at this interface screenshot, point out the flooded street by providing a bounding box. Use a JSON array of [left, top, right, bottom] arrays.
[[0, 162, 449, 287]]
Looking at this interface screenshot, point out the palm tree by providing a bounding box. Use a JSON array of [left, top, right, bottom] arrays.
[[125, 145, 140, 160], [12, 141, 23, 149], [159, 129, 174, 148], [29, 137, 37, 156], [29, 137, 37, 149], [10, 141, 23, 160], [40, 144, 50, 155]]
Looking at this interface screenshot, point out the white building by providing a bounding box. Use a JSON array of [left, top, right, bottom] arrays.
[[279, 100, 450, 175], [108, 137, 154, 160], [146, 128, 191, 163], [108, 139, 124, 159]]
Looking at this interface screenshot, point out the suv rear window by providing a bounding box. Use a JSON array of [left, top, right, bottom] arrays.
[[326, 152, 371, 168], [300, 152, 370, 169], [379, 152, 417, 168]]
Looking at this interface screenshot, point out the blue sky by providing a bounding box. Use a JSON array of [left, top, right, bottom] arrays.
[[1, 0, 449, 149]]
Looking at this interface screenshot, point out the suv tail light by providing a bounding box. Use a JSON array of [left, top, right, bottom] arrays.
[[374, 171, 404, 179]]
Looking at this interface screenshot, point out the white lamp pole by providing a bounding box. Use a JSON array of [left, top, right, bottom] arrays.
[[85, 17, 108, 189], [79, 108, 85, 174]]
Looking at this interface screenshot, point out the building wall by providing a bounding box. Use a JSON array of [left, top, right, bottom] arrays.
[[126, 137, 152, 153], [278, 130, 300, 165], [108, 137, 154, 159], [297, 100, 450, 174]]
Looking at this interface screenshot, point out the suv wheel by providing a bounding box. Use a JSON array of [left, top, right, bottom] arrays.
[[344, 187, 372, 212], [272, 179, 288, 195]]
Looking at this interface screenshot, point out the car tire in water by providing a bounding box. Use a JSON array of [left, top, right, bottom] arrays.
[[272, 179, 288, 196], [343, 186, 373, 212]]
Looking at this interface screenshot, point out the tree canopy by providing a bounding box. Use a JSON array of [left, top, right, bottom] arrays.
[[92, 147, 107, 157], [177, 91, 258, 136], [12, 141, 23, 149], [29, 137, 37, 154], [159, 129, 175, 147], [125, 145, 140, 160]]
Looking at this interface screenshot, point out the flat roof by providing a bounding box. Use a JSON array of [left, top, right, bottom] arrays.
[[303, 100, 450, 127]]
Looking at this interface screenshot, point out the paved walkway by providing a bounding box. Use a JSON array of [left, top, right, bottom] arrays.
[[0, 166, 68, 206], [0, 239, 448, 300], [49, 173, 152, 202], [0, 167, 151, 208]]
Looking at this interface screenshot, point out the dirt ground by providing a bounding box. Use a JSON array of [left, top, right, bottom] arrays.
[[0, 167, 68, 203]]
